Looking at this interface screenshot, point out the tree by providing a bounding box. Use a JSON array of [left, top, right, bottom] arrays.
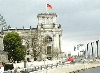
[[33, 36, 51, 60], [3, 31, 25, 62]]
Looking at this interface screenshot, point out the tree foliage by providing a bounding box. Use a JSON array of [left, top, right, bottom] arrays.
[[3, 31, 25, 62]]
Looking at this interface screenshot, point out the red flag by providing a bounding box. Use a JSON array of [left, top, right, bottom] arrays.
[[47, 4, 52, 9]]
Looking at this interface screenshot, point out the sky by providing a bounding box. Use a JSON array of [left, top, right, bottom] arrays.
[[0, 0, 100, 52]]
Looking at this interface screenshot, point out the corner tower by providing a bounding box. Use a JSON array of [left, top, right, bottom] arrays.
[[37, 13, 62, 59]]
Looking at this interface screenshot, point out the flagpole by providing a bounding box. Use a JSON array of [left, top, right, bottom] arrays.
[[46, 4, 47, 13], [45, 0, 48, 13]]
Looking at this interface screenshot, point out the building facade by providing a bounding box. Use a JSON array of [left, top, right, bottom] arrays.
[[1, 13, 62, 60], [86, 40, 100, 58], [0, 50, 8, 63]]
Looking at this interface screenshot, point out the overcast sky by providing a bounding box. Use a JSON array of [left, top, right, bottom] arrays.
[[0, 0, 100, 52]]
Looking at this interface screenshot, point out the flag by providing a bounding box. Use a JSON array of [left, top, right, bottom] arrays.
[[47, 4, 52, 9]]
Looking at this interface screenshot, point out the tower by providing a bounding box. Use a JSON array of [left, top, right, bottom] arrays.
[[37, 13, 62, 59]]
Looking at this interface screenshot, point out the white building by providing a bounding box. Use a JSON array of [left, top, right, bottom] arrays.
[[0, 13, 62, 61], [73, 44, 86, 56], [86, 40, 100, 58]]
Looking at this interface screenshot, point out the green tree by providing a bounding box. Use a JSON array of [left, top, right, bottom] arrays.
[[3, 31, 25, 62]]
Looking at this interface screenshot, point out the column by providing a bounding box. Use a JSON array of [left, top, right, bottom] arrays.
[[96, 40, 99, 58], [88, 43, 91, 58], [98, 40, 100, 58], [93, 42, 96, 57], [59, 34, 62, 53], [91, 42, 94, 57], [86, 43, 89, 58]]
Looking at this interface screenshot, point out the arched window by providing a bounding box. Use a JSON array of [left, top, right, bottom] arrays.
[[45, 36, 52, 42]]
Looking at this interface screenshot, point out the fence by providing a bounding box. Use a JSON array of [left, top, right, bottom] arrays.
[[3, 61, 70, 73]]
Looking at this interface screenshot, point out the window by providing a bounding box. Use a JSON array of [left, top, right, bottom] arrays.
[[45, 36, 52, 42], [47, 46, 51, 54]]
